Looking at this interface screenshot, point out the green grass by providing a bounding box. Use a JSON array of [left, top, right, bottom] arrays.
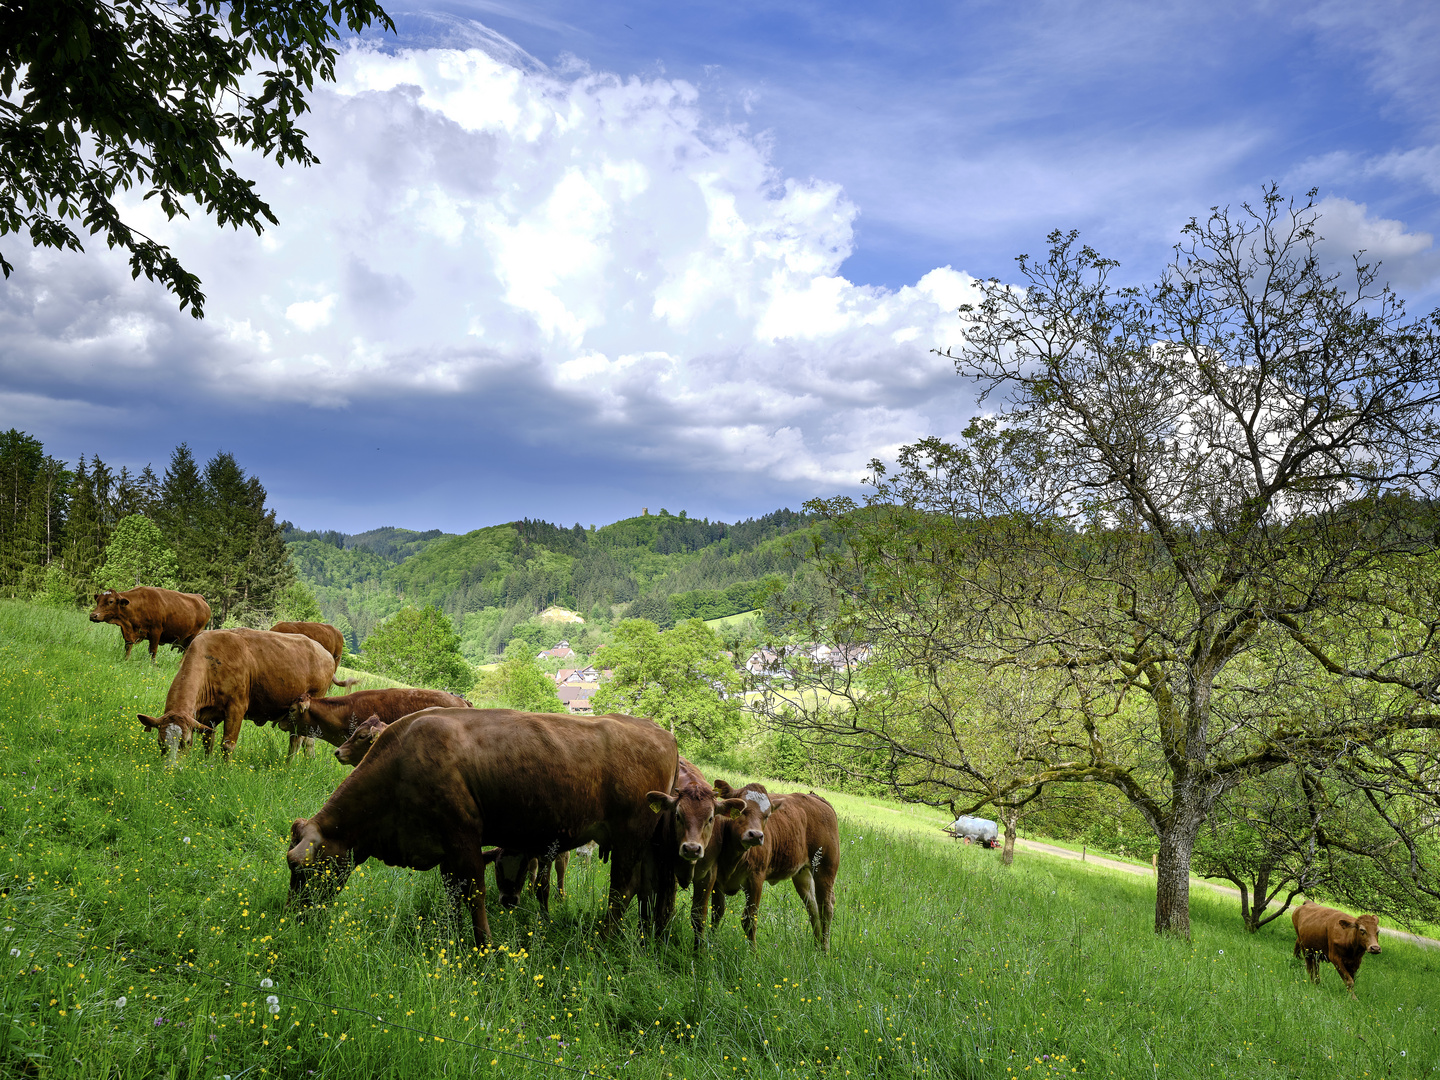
[[2, 600, 1438, 1079], [704, 611, 762, 631]]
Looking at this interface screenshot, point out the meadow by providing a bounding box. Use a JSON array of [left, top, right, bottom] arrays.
[[1, 601, 1437, 1079]]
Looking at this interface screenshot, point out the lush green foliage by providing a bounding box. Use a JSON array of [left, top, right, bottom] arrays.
[[357, 605, 474, 694], [2, 601, 1438, 1080], [592, 619, 743, 754], [94, 514, 178, 592], [283, 510, 815, 660], [470, 645, 567, 713], [0, 0, 394, 315]]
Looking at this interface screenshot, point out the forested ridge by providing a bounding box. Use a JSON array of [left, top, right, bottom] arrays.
[[284, 506, 817, 659], [0, 429, 297, 626]]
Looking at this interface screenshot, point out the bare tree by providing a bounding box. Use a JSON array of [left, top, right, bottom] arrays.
[[784, 187, 1440, 937]]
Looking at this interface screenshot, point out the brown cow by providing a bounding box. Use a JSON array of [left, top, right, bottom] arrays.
[[285, 708, 678, 947], [707, 780, 840, 952], [280, 689, 469, 755], [270, 621, 347, 665], [646, 759, 748, 945], [137, 628, 341, 758], [334, 714, 389, 765], [1292, 900, 1381, 996], [90, 587, 210, 662]]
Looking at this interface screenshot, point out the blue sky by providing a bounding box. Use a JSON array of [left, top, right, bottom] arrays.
[[2, 0, 1438, 533]]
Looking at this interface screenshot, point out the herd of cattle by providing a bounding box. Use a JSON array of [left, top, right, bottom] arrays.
[[87, 585, 841, 952], [85, 585, 1383, 986]]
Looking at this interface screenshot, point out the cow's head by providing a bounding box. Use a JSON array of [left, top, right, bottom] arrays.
[[335, 716, 387, 766], [89, 591, 127, 624], [483, 848, 533, 909], [286, 818, 353, 907], [138, 711, 213, 753], [1344, 914, 1382, 955], [712, 780, 780, 849], [278, 693, 313, 731], [648, 786, 748, 863]]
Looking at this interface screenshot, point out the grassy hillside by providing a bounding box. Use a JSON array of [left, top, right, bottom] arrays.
[[3, 601, 1436, 1079]]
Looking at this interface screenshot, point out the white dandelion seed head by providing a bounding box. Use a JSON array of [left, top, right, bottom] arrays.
[[266, 995, 280, 1014], [9, 948, 19, 957], [259, 978, 273, 988], [116, 996, 126, 1008], [183, 837, 191, 844]]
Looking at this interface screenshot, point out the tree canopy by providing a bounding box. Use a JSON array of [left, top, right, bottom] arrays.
[[785, 188, 1440, 937], [361, 605, 474, 694], [0, 0, 393, 315]]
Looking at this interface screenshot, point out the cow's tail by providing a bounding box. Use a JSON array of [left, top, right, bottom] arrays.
[[333, 676, 360, 688]]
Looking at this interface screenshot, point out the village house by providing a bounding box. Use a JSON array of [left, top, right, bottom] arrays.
[[537, 640, 576, 660]]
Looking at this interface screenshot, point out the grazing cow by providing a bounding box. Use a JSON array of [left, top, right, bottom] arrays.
[[280, 688, 469, 753], [708, 780, 840, 952], [136, 628, 341, 758], [646, 759, 748, 945], [286, 708, 678, 947], [483, 845, 573, 916], [1292, 900, 1381, 996], [270, 621, 347, 666], [90, 587, 210, 662]]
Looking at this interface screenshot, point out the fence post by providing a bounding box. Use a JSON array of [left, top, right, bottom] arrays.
[[1152, 852, 1158, 875], [1081, 844, 1086, 862]]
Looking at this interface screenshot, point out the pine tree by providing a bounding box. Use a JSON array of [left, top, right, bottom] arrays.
[[0, 429, 43, 595], [61, 456, 101, 603], [157, 445, 206, 591]]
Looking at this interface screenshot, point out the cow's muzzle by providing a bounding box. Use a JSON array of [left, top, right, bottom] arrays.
[[1368, 944, 1382, 954], [742, 829, 764, 847], [680, 842, 703, 862], [499, 893, 520, 910]]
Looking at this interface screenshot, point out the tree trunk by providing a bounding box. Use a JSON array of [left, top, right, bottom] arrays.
[[1153, 793, 1206, 937], [1000, 806, 1019, 867]]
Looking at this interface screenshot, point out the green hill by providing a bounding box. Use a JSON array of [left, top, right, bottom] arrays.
[[283, 509, 818, 660]]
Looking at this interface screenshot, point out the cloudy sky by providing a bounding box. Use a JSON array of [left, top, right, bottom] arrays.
[[3, 0, 1439, 533]]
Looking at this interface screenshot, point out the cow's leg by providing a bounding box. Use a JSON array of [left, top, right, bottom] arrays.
[[791, 866, 825, 949], [219, 703, 245, 759], [604, 850, 642, 938], [553, 850, 569, 896], [1305, 950, 1321, 984], [148, 633, 162, 663], [1332, 952, 1357, 997], [741, 877, 764, 947], [534, 859, 553, 917], [122, 634, 136, 661], [442, 861, 492, 950], [815, 854, 838, 953], [711, 890, 727, 929], [691, 868, 716, 949]]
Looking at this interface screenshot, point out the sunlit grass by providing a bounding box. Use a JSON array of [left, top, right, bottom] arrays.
[[2, 600, 1437, 1078]]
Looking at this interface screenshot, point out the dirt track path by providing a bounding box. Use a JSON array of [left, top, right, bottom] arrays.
[[1010, 836, 1440, 951]]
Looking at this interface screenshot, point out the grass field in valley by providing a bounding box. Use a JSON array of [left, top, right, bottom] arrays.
[[1, 602, 1437, 1079]]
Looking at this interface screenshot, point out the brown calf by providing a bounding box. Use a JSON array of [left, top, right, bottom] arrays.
[[1292, 900, 1381, 996], [282, 688, 469, 757], [708, 781, 839, 951], [483, 846, 573, 915], [90, 587, 210, 662], [646, 759, 747, 945]]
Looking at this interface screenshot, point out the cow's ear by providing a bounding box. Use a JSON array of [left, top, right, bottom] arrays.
[[138, 714, 161, 729], [713, 779, 734, 797], [289, 819, 307, 845], [298, 692, 312, 713], [1339, 918, 1354, 929], [481, 847, 503, 866], [721, 798, 748, 820], [767, 796, 787, 815], [648, 791, 677, 814], [118, 597, 130, 607]]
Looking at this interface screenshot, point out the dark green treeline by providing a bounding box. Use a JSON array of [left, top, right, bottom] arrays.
[[0, 430, 293, 625]]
